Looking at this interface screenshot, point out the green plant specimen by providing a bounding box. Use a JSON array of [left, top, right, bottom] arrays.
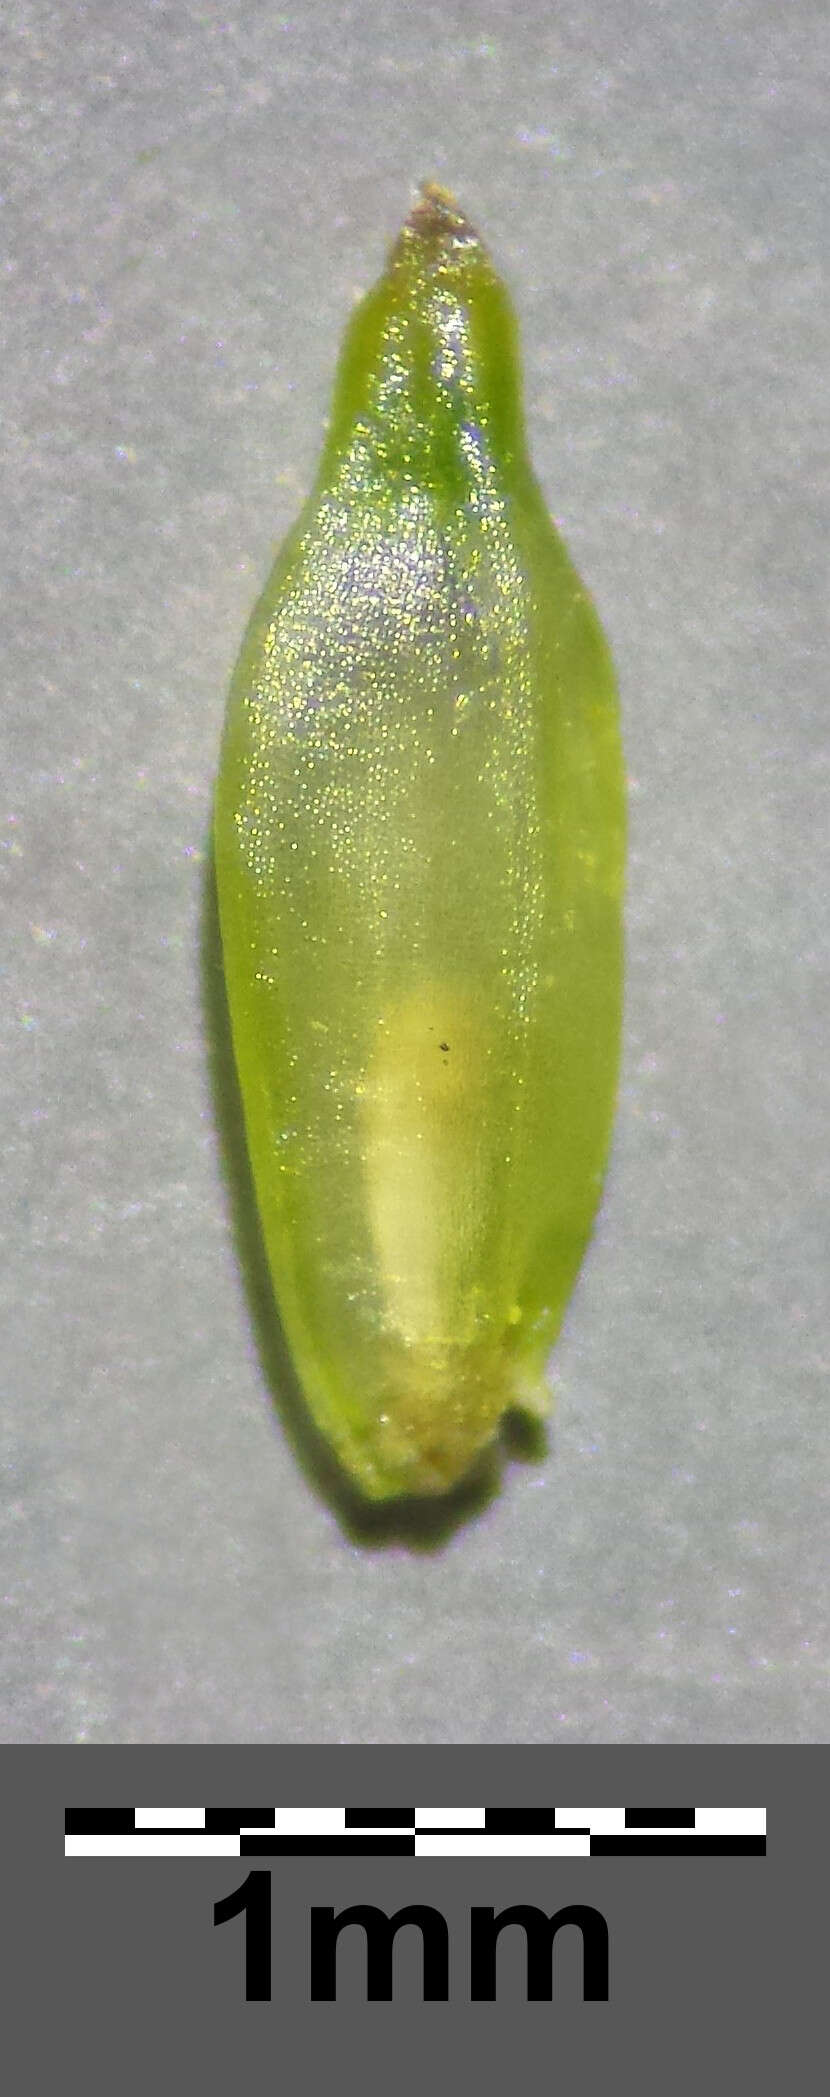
[[215, 185, 625, 1501]]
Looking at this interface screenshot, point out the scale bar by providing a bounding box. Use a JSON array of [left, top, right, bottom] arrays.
[[64, 1805, 766, 1861]]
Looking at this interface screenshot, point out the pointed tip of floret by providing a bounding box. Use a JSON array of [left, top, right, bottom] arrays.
[[402, 181, 482, 252]]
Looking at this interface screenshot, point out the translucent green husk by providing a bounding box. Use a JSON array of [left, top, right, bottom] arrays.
[[215, 185, 625, 1500]]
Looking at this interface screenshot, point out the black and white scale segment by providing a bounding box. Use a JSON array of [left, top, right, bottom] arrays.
[[65, 1806, 766, 1859]]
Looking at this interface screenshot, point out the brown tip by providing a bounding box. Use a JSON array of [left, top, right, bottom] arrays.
[[403, 181, 481, 250]]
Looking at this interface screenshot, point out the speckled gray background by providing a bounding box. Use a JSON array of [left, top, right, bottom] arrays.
[[3, 0, 827, 1742]]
